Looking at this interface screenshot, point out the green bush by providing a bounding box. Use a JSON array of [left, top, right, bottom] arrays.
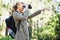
[[38, 14, 58, 40], [55, 14, 60, 40], [0, 36, 14, 40], [30, 14, 59, 40]]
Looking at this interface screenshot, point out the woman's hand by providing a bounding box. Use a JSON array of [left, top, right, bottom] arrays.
[[40, 9, 45, 12], [41, 7, 50, 12]]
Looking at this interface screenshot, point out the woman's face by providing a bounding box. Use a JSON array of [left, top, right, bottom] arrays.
[[17, 2, 24, 12]]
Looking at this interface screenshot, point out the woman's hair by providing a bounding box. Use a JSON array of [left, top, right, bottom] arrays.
[[13, 2, 18, 11], [9, 2, 24, 13]]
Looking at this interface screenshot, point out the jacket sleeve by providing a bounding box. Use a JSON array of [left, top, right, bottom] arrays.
[[13, 9, 29, 20], [28, 10, 41, 19], [23, 9, 29, 19], [13, 12, 27, 20]]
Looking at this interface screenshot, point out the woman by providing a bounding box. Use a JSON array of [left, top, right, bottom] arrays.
[[13, 2, 45, 40]]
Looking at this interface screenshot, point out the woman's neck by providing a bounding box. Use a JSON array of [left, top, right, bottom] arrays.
[[17, 9, 23, 13]]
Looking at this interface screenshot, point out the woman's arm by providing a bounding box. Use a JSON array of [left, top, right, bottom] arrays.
[[28, 10, 41, 19], [13, 12, 28, 20], [28, 9, 45, 19], [13, 8, 29, 20]]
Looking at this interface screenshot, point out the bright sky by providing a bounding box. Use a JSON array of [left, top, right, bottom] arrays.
[[53, 0, 60, 2], [2, 0, 24, 5]]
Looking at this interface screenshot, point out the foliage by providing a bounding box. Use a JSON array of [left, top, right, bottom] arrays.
[[55, 14, 60, 40], [28, 19, 32, 40], [30, 13, 59, 40], [0, 36, 14, 40]]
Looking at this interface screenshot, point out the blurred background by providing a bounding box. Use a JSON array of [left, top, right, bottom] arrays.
[[0, 0, 60, 40]]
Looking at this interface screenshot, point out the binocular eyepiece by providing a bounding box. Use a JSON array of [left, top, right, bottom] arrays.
[[23, 4, 32, 9]]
